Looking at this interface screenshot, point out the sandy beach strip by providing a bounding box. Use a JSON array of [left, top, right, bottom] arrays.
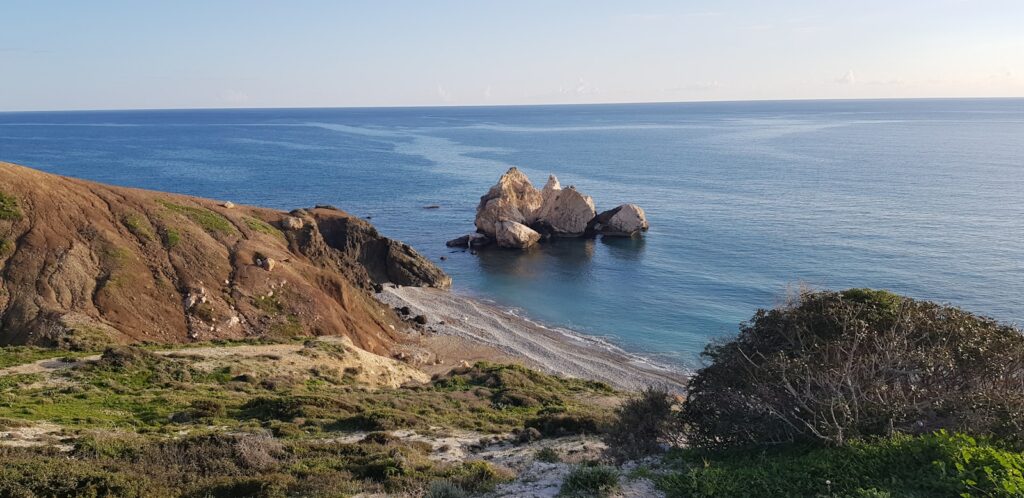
[[376, 286, 688, 392]]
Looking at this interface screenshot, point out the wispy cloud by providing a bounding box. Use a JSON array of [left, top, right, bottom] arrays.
[[836, 70, 857, 85], [436, 84, 454, 103]]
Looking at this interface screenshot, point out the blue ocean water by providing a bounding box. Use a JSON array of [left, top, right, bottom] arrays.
[[1, 99, 1022, 367]]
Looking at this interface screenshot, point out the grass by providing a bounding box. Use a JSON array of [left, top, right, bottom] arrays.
[[0, 347, 614, 433], [244, 216, 285, 240], [0, 237, 13, 258], [121, 213, 155, 241], [654, 431, 1024, 498], [0, 346, 92, 369], [0, 191, 22, 221], [161, 228, 181, 248], [0, 346, 603, 496], [157, 200, 235, 235]]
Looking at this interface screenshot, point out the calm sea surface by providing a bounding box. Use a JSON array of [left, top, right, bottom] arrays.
[[2, 99, 1022, 367]]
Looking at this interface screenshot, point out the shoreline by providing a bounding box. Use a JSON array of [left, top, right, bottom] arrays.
[[376, 285, 688, 392]]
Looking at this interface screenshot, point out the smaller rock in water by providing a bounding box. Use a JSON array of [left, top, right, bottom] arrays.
[[446, 233, 491, 248], [495, 220, 541, 249], [397, 306, 411, 316], [590, 203, 649, 237], [423, 204, 441, 209], [413, 315, 428, 325]]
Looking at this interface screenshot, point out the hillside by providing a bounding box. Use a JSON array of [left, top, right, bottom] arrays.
[[0, 162, 449, 355]]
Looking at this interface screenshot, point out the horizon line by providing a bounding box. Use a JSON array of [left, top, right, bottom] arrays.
[[2, 95, 1023, 115]]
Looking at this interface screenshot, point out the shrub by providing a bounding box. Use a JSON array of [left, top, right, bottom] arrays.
[[681, 289, 1024, 448], [604, 387, 681, 460], [425, 479, 469, 498], [526, 410, 607, 437], [655, 431, 1024, 498], [536, 447, 561, 463], [559, 464, 620, 497]]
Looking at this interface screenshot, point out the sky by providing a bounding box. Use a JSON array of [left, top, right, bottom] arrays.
[[1, 0, 1022, 111]]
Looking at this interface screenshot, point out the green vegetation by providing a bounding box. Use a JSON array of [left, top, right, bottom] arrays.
[[559, 464, 620, 497], [0, 237, 13, 258], [157, 200, 235, 235], [0, 346, 91, 369], [535, 446, 561, 463], [656, 432, 1024, 498], [0, 431, 513, 497], [161, 227, 181, 248], [121, 213, 155, 241], [592, 288, 1024, 498], [681, 288, 1024, 447], [0, 191, 22, 221], [0, 343, 611, 496], [244, 216, 285, 240]]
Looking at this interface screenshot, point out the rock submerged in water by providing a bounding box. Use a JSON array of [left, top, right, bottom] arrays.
[[446, 233, 491, 248], [463, 167, 648, 250]]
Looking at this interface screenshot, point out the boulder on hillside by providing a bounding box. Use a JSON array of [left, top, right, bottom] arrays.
[[495, 220, 541, 249], [475, 167, 543, 236], [587, 204, 649, 237]]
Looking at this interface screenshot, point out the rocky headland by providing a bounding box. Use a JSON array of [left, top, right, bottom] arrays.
[[450, 167, 649, 250], [0, 162, 680, 390]]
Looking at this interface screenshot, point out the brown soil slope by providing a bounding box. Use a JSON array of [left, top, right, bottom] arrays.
[[0, 162, 450, 354]]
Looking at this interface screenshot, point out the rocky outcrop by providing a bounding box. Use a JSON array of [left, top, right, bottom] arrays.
[[495, 221, 541, 249], [294, 207, 452, 290], [541, 187, 596, 236], [462, 169, 649, 250], [587, 204, 649, 237], [474, 167, 543, 236], [0, 161, 446, 354]]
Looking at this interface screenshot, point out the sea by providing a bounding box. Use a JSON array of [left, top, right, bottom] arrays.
[[1, 98, 1022, 368]]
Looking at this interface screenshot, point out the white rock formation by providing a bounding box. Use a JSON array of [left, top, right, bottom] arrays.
[[495, 220, 541, 249], [475, 167, 543, 236], [604, 204, 649, 236], [536, 175, 562, 221], [542, 186, 596, 236]]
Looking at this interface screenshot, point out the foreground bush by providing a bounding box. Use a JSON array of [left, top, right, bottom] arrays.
[[604, 387, 681, 461], [656, 431, 1024, 498], [682, 288, 1024, 448], [558, 464, 620, 497]]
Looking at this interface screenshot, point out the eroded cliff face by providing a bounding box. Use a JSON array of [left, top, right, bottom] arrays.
[[0, 162, 448, 354]]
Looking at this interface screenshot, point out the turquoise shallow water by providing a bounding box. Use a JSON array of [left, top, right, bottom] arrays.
[[1, 99, 1022, 367]]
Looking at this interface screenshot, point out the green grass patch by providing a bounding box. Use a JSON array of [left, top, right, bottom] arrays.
[[161, 227, 181, 249], [157, 200, 235, 235], [0, 191, 22, 221], [655, 431, 1024, 498], [0, 346, 92, 369], [0, 350, 597, 496], [244, 216, 284, 240], [0, 237, 13, 258], [121, 213, 155, 241]]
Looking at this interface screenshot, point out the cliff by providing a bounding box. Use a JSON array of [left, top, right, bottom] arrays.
[[0, 162, 448, 354]]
